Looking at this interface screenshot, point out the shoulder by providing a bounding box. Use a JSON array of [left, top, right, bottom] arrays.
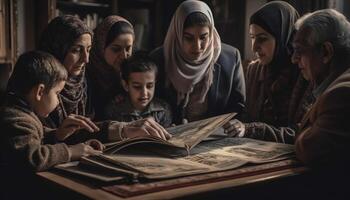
[[216, 43, 242, 69], [0, 105, 42, 134], [318, 72, 350, 109], [218, 44, 241, 60]]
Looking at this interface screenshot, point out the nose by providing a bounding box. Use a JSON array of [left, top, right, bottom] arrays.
[[291, 51, 299, 64], [81, 49, 89, 63], [194, 39, 201, 51], [120, 49, 129, 60], [251, 39, 258, 53], [141, 87, 147, 96]]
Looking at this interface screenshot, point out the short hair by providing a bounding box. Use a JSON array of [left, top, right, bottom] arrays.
[[105, 21, 134, 48], [184, 12, 210, 29], [295, 9, 350, 63], [120, 52, 158, 82], [39, 15, 93, 63], [7, 51, 67, 95]]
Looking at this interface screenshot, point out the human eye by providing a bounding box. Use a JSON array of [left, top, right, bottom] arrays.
[[70, 46, 82, 54], [111, 46, 122, 53], [132, 84, 142, 90], [183, 35, 193, 42], [200, 34, 208, 41], [147, 83, 154, 89]]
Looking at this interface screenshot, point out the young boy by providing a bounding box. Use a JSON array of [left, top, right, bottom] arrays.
[[104, 54, 172, 128], [0, 51, 103, 174]]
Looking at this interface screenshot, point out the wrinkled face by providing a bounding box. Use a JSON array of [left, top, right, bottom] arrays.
[[291, 28, 324, 84], [182, 25, 210, 62], [123, 71, 155, 112], [35, 81, 65, 117], [104, 33, 133, 73], [63, 34, 92, 76], [249, 24, 276, 65]]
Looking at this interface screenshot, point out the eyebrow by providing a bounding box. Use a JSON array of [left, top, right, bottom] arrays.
[[250, 33, 268, 37], [183, 32, 209, 37]]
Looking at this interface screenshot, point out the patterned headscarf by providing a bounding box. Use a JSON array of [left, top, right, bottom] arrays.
[[88, 15, 134, 96], [39, 15, 93, 125], [163, 0, 221, 106]]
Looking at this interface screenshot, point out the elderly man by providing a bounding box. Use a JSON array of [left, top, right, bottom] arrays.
[[292, 9, 350, 168]]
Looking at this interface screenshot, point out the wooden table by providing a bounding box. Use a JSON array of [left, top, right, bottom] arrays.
[[37, 159, 308, 200]]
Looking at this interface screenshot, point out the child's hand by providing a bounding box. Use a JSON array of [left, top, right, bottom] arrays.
[[56, 114, 100, 141], [84, 139, 105, 151], [68, 143, 102, 161], [123, 117, 172, 140]]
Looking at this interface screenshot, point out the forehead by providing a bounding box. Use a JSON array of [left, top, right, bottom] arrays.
[[72, 33, 92, 46], [183, 25, 209, 34], [110, 33, 134, 45], [129, 71, 156, 81], [249, 24, 270, 35], [293, 27, 313, 47]]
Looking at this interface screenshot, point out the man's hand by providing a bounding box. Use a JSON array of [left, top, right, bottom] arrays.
[[123, 117, 172, 140], [223, 119, 246, 138], [56, 114, 100, 141]]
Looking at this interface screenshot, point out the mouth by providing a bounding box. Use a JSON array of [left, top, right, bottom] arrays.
[[191, 52, 202, 57], [138, 98, 149, 103]]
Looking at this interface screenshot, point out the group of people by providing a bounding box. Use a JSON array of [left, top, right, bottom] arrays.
[[1, 0, 350, 198]]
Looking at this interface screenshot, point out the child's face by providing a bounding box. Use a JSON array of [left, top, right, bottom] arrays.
[[35, 81, 65, 117], [123, 71, 155, 112]]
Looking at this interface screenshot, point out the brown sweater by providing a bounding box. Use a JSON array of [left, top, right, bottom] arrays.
[[0, 95, 70, 172]]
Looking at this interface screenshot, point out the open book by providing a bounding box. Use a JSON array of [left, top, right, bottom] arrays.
[[103, 112, 236, 155], [56, 137, 295, 182]]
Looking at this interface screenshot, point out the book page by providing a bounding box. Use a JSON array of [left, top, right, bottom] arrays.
[[166, 113, 236, 149], [99, 154, 215, 179], [181, 138, 295, 170], [104, 112, 236, 154], [97, 138, 294, 179]]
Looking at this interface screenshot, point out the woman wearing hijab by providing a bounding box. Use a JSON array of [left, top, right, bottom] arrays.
[[150, 0, 245, 124], [39, 15, 170, 143], [225, 1, 314, 144], [87, 16, 134, 120]]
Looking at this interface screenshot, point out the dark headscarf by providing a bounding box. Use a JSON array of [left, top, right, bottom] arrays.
[[87, 16, 134, 119], [250, 1, 299, 73], [88, 15, 133, 96], [39, 15, 93, 63], [39, 15, 93, 127]]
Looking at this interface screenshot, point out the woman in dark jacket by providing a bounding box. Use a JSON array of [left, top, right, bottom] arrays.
[[225, 1, 314, 144], [150, 0, 245, 124]]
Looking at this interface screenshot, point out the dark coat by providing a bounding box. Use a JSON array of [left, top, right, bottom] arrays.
[[150, 43, 246, 124]]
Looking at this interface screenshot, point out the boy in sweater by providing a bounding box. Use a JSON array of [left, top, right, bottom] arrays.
[[0, 51, 103, 174]]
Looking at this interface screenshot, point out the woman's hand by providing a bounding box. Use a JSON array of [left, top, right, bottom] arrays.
[[123, 117, 172, 140], [223, 119, 246, 138], [84, 139, 105, 151], [56, 114, 100, 141]]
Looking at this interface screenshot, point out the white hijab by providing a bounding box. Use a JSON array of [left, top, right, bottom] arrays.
[[164, 0, 221, 106]]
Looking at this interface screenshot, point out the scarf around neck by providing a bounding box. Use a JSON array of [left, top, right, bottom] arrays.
[[163, 0, 221, 106]]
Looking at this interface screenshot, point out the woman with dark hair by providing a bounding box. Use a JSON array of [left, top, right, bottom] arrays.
[[39, 15, 170, 143], [150, 0, 246, 125], [225, 1, 314, 144], [87, 16, 135, 120]]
